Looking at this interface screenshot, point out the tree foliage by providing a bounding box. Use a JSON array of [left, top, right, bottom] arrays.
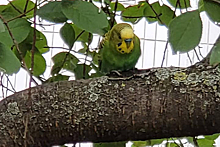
[[0, 0, 220, 146]]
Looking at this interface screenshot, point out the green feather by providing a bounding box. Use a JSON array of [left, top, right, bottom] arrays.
[[99, 23, 141, 73]]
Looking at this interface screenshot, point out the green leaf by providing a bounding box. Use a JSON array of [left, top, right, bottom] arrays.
[[73, 64, 92, 80], [94, 141, 126, 147], [37, 1, 68, 23], [0, 0, 35, 20], [110, 2, 125, 11], [204, 133, 220, 140], [146, 139, 164, 145], [24, 50, 46, 76], [168, 10, 202, 53], [0, 18, 31, 47], [0, 42, 20, 74], [132, 141, 147, 147], [198, 0, 205, 12], [44, 74, 69, 83], [167, 0, 191, 8], [0, 5, 7, 12], [167, 142, 179, 147], [34, 29, 48, 54], [60, 23, 75, 49], [11, 0, 35, 18], [0, 19, 5, 32], [197, 138, 215, 146], [186, 137, 194, 144], [51, 52, 79, 75], [204, 0, 220, 23], [61, 0, 108, 34], [0, 5, 18, 21], [160, 4, 175, 26], [210, 39, 220, 65], [22, 27, 48, 54], [121, 4, 146, 23], [144, 2, 160, 23], [144, 2, 175, 26], [71, 24, 93, 43]]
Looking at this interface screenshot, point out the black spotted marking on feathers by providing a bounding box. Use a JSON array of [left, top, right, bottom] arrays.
[[118, 48, 122, 51], [118, 43, 122, 46]]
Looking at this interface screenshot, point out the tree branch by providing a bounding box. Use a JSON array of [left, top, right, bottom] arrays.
[[0, 65, 220, 147]]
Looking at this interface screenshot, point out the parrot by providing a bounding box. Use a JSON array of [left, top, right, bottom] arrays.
[[98, 23, 141, 74]]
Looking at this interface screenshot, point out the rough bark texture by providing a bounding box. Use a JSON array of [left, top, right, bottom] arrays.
[[0, 65, 220, 147]]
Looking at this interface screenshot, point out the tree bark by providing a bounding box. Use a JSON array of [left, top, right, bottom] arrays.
[[0, 65, 220, 147]]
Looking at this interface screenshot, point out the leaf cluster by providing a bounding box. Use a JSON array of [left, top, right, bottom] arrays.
[[0, 0, 220, 146], [0, 0, 220, 82]]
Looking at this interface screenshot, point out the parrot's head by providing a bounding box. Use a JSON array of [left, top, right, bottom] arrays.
[[110, 23, 135, 54]]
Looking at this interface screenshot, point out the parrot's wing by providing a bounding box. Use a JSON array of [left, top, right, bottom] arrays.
[[97, 31, 110, 71]]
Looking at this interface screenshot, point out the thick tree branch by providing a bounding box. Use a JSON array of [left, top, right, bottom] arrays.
[[0, 65, 220, 147]]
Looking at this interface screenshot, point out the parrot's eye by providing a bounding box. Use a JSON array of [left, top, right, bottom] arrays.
[[118, 43, 122, 46]]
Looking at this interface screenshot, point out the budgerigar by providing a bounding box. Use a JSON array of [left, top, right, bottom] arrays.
[[99, 23, 141, 73]]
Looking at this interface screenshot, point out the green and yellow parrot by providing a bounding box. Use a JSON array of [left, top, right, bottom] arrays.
[[99, 23, 141, 73]]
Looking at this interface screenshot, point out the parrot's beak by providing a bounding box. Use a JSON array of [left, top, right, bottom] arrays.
[[124, 38, 132, 48]]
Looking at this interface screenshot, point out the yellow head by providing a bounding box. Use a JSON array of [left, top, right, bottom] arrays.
[[110, 23, 135, 54]]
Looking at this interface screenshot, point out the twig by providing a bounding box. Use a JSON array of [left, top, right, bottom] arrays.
[[111, 0, 118, 28], [193, 136, 199, 147], [161, 0, 178, 67], [145, 0, 163, 24], [53, 30, 85, 74], [29, 1, 37, 89], [0, 74, 5, 98], [194, 48, 201, 61], [161, 41, 169, 67], [7, 7, 35, 22], [198, 46, 204, 58], [7, 0, 23, 14], [7, 0, 47, 23], [0, 15, 38, 86], [186, 52, 193, 65], [83, 33, 92, 79], [5, 75, 16, 92], [183, 0, 188, 11], [23, 0, 29, 13], [171, 138, 181, 147]]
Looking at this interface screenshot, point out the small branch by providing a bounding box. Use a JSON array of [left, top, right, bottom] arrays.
[[171, 138, 181, 147], [7, 7, 35, 22], [7, 0, 47, 23], [145, 0, 163, 24], [198, 46, 204, 58], [83, 33, 92, 79], [52, 30, 85, 74], [193, 49, 201, 61], [183, 0, 188, 11], [29, 1, 37, 87], [111, 0, 118, 28], [7, 0, 23, 14], [186, 52, 193, 65], [0, 15, 38, 86], [193, 137, 199, 147], [122, 16, 143, 19], [23, 0, 29, 13], [161, 41, 169, 67], [161, 0, 178, 67]]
